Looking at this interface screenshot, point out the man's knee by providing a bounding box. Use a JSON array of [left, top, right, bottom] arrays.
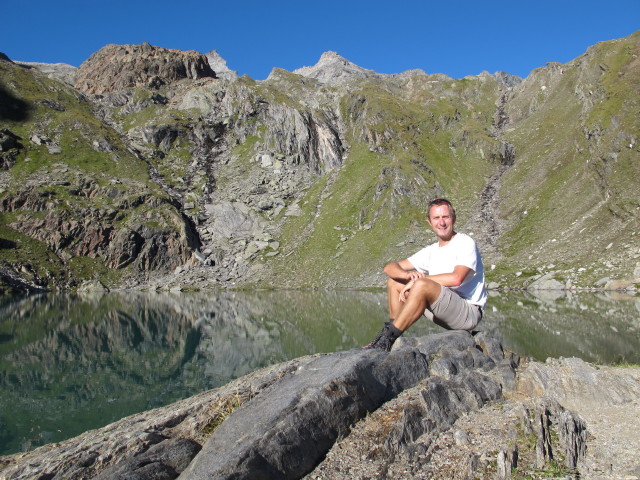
[[411, 278, 441, 302], [387, 276, 405, 291]]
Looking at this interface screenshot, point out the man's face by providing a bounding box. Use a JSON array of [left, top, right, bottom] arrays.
[[427, 204, 455, 240]]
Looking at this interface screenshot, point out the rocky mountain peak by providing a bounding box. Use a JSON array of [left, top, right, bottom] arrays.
[[205, 50, 238, 81], [74, 42, 216, 94], [293, 51, 381, 84], [490, 71, 523, 88]]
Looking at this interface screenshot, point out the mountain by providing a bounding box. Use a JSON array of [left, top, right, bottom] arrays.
[[0, 33, 639, 292], [292, 51, 384, 84], [205, 50, 238, 81]]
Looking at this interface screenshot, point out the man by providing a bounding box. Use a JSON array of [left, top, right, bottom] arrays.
[[365, 198, 487, 351]]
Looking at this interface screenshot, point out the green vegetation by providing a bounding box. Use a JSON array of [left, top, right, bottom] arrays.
[[201, 389, 255, 436], [495, 33, 640, 279], [0, 60, 192, 289]]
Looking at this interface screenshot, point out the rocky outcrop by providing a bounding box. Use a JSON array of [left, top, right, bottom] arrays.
[[14, 61, 77, 85], [0, 332, 510, 479], [75, 42, 216, 94], [0, 179, 198, 288], [261, 103, 345, 172], [1, 330, 638, 479], [292, 51, 382, 84], [309, 350, 639, 479], [181, 346, 433, 479], [0, 128, 23, 170], [205, 50, 238, 81]]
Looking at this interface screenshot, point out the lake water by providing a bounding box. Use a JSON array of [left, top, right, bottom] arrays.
[[1, 289, 639, 455]]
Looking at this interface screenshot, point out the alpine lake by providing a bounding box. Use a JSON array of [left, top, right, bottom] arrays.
[[1, 288, 639, 455]]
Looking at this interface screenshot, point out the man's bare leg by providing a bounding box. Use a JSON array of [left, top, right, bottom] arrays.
[[387, 277, 408, 320], [366, 278, 443, 351], [392, 278, 442, 331]]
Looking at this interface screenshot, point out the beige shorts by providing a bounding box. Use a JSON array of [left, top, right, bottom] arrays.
[[424, 286, 482, 331]]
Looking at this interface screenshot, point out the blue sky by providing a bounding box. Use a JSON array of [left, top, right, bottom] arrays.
[[3, 0, 638, 80]]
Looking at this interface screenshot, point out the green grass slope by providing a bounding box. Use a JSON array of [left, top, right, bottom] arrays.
[[495, 31, 640, 286], [261, 76, 503, 287]]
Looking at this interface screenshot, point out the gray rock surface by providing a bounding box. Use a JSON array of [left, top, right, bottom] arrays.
[[518, 357, 640, 479], [180, 345, 432, 479], [205, 50, 238, 81], [1, 332, 638, 480], [14, 61, 77, 85], [75, 42, 216, 94], [292, 51, 382, 84]]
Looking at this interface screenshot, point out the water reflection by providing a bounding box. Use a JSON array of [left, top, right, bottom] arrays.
[[0, 290, 387, 455], [0, 289, 638, 455], [482, 290, 640, 365]]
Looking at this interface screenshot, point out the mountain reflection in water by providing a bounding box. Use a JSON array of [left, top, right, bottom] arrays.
[[0, 289, 638, 455]]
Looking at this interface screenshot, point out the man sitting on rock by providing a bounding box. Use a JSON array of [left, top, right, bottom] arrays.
[[365, 198, 487, 351]]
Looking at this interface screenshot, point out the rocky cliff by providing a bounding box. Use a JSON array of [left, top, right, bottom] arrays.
[[1, 33, 639, 292], [0, 52, 199, 291], [74, 43, 216, 94]]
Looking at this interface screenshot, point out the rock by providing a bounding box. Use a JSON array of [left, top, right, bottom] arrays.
[[193, 250, 207, 263], [242, 242, 261, 259], [284, 202, 302, 217], [42, 98, 66, 112], [75, 43, 216, 95], [77, 279, 109, 292], [181, 331, 497, 479], [268, 241, 280, 250], [93, 437, 201, 480], [0, 129, 21, 152], [204, 50, 238, 81], [205, 201, 266, 240], [517, 357, 640, 478], [453, 429, 470, 446], [259, 153, 273, 167], [292, 51, 382, 85], [15, 61, 77, 85], [29, 133, 49, 145], [92, 138, 113, 153], [605, 279, 635, 291], [527, 272, 565, 290]]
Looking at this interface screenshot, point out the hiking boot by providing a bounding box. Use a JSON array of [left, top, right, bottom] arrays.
[[363, 322, 403, 351]]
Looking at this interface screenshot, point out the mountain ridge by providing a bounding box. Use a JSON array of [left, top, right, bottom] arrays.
[[1, 31, 639, 292]]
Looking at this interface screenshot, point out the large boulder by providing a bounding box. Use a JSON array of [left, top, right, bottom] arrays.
[[180, 331, 504, 479]]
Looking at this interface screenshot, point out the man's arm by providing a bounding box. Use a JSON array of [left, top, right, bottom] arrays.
[[398, 265, 473, 303], [383, 259, 425, 282], [385, 259, 471, 287], [427, 265, 472, 288]]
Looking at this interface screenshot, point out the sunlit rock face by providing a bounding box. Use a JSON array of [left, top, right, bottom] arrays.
[[75, 42, 216, 95]]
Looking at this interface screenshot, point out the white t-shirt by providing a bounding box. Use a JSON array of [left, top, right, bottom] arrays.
[[407, 232, 487, 308]]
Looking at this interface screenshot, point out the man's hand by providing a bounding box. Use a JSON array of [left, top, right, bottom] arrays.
[[407, 271, 426, 282], [399, 279, 415, 302], [384, 260, 424, 283]]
